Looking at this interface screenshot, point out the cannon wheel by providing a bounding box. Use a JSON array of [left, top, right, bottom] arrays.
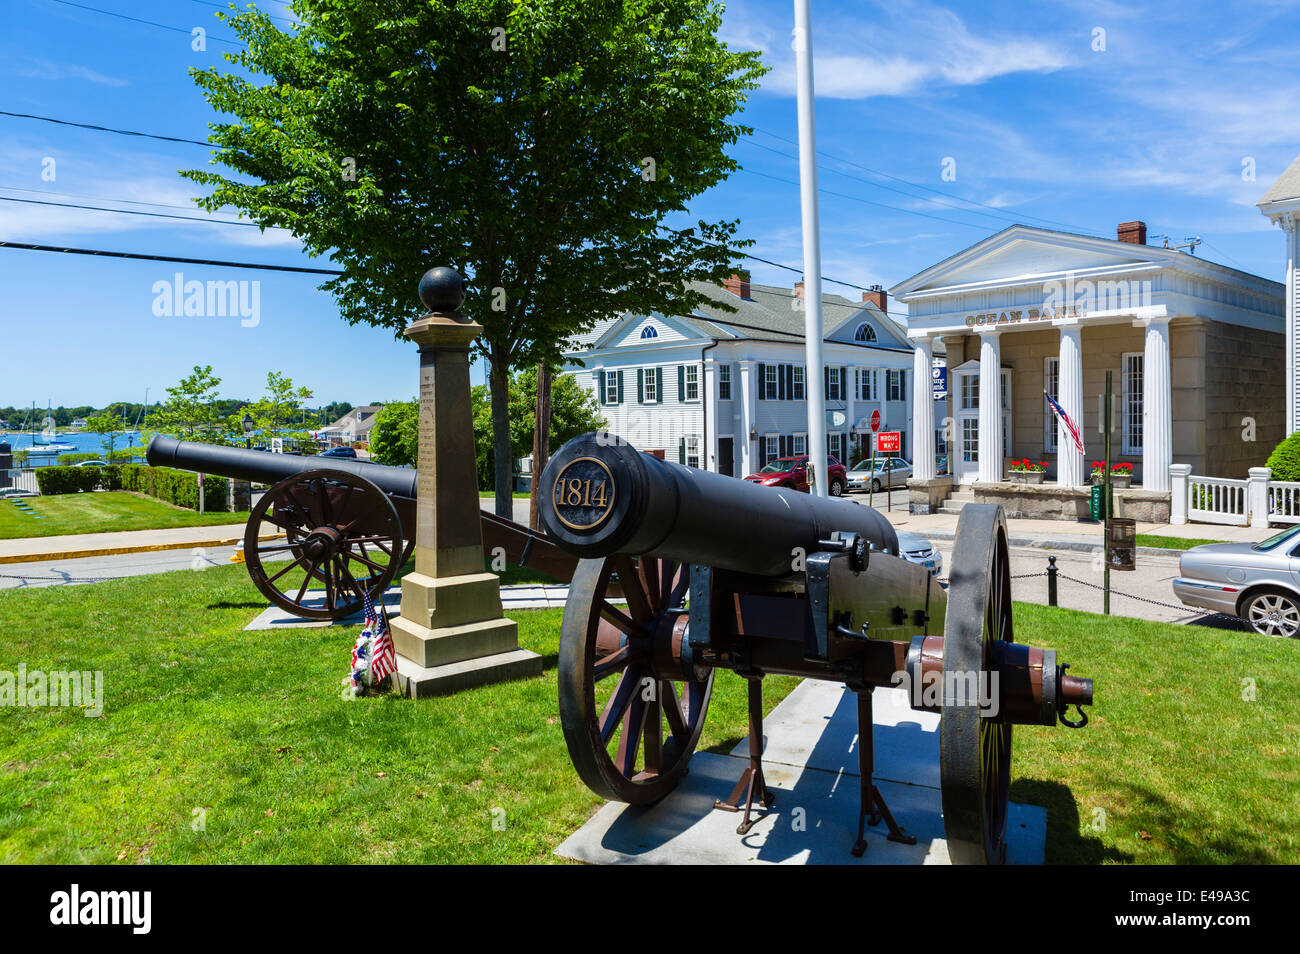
[[940, 503, 1014, 865], [244, 468, 404, 621], [558, 555, 713, 804]]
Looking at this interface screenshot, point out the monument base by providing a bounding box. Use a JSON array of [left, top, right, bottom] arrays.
[[392, 647, 542, 698]]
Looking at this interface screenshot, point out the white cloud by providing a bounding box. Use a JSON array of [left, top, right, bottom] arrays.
[[15, 58, 128, 87]]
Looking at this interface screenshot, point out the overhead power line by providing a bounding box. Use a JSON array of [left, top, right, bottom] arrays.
[[0, 109, 211, 147], [47, 0, 244, 45], [0, 195, 282, 229], [0, 241, 343, 274]]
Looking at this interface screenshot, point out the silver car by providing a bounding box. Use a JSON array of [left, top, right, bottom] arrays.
[[1172, 524, 1300, 637], [846, 457, 912, 493], [869, 528, 942, 577]]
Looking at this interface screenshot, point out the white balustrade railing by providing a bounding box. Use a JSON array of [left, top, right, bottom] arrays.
[[1266, 481, 1300, 526]]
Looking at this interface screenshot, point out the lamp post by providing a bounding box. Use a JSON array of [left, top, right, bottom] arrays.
[[242, 413, 254, 450]]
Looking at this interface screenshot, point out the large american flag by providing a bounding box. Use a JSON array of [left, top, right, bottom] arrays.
[[1044, 391, 1085, 455], [361, 592, 397, 684]]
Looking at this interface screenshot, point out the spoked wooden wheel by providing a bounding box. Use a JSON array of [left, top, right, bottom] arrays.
[[940, 503, 1014, 865], [558, 554, 714, 804], [244, 469, 404, 621]]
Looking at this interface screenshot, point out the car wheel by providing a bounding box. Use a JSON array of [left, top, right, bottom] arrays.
[[871, 478, 881, 493], [830, 479, 844, 497], [1242, 588, 1300, 638]]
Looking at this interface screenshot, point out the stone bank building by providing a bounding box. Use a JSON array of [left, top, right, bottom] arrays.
[[893, 221, 1286, 519]]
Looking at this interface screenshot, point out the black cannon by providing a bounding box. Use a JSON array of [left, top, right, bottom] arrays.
[[147, 436, 577, 620], [540, 432, 1093, 863]]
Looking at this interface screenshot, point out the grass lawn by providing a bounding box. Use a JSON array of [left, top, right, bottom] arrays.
[[0, 492, 251, 540], [1135, 533, 1235, 550], [0, 566, 1295, 864]]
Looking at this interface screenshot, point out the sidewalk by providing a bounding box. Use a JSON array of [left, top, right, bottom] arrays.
[[874, 507, 1270, 553], [0, 523, 276, 564]]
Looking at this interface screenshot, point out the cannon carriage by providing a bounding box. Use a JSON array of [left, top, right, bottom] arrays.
[[147, 436, 577, 620], [539, 432, 1093, 863]]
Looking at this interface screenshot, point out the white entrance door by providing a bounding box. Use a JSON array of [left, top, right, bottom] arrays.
[[952, 362, 1011, 485]]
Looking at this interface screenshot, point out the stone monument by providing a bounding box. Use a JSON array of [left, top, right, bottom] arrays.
[[389, 267, 542, 696]]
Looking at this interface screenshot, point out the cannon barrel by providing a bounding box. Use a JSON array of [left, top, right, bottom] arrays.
[[146, 436, 418, 499], [539, 432, 897, 578]]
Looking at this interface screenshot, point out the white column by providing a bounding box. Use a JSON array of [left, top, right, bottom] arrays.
[[912, 337, 935, 480], [739, 359, 756, 477], [1169, 463, 1192, 525], [1142, 317, 1173, 492], [1248, 466, 1272, 529], [978, 331, 1003, 483], [1284, 214, 1298, 435], [1057, 323, 1085, 486], [703, 357, 717, 472]]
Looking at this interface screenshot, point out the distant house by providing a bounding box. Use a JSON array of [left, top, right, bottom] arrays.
[[70, 418, 88, 429], [319, 405, 383, 443]]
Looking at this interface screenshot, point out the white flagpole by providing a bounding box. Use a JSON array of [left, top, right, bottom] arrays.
[[794, 0, 828, 496]]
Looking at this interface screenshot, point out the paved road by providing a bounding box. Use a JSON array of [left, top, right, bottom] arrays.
[[0, 543, 242, 590]]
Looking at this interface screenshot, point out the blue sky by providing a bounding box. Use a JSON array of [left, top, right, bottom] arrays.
[[1, 0, 1298, 407]]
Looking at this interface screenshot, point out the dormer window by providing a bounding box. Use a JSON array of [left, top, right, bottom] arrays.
[[854, 323, 877, 342], [640, 325, 659, 339]]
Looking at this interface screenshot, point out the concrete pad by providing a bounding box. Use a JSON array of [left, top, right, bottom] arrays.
[[243, 585, 403, 630], [555, 680, 1046, 865]]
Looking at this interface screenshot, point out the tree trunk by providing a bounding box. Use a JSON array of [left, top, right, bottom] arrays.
[[488, 358, 513, 519], [528, 360, 553, 529]]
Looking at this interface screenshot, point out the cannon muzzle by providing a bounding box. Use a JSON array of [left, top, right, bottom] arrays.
[[146, 435, 418, 500], [538, 432, 897, 579]]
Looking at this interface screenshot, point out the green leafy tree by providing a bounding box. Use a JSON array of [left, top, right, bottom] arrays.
[[1266, 432, 1300, 481], [85, 410, 127, 458], [143, 366, 232, 443], [243, 372, 315, 439], [369, 401, 419, 467], [184, 0, 765, 518]]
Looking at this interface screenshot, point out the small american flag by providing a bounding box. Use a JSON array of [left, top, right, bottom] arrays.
[[1044, 391, 1085, 455], [366, 595, 397, 684]]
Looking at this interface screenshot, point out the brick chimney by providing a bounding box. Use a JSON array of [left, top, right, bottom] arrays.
[[722, 270, 751, 299], [1117, 220, 1147, 245], [794, 281, 805, 299], [862, 285, 887, 312]]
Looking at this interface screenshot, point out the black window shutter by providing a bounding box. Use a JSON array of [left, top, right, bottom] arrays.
[[841, 367, 847, 400], [679, 437, 686, 464], [901, 369, 907, 403], [778, 364, 786, 401], [637, 368, 644, 403], [617, 369, 624, 404], [757, 363, 766, 400], [678, 365, 685, 402], [598, 372, 606, 405], [656, 367, 663, 401], [786, 365, 794, 400]]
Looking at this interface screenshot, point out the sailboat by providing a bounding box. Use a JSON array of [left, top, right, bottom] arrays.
[[27, 401, 76, 456]]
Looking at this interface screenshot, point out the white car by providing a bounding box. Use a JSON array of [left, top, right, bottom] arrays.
[[870, 529, 942, 577]]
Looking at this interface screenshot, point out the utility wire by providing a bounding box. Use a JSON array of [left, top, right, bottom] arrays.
[[0, 195, 282, 229], [0, 241, 343, 274], [47, 0, 244, 45], [0, 109, 211, 147]]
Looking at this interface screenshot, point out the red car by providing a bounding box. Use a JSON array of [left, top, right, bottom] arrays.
[[743, 455, 848, 496]]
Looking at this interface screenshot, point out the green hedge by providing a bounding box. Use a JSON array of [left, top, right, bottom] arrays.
[[118, 465, 228, 511], [35, 466, 106, 495], [1266, 432, 1300, 482]]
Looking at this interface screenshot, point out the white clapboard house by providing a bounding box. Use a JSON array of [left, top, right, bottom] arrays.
[[561, 272, 933, 478]]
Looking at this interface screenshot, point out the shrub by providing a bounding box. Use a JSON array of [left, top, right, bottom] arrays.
[[35, 466, 104, 495], [119, 464, 228, 511], [1266, 432, 1300, 482]]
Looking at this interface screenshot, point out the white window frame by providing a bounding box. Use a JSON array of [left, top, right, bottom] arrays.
[[763, 433, 779, 465], [854, 323, 877, 342], [827, 432, 846, 463], [1122, 352, 1143, 456], [684, 364, 699, 402], [718, 363, 732, 400], [764, 364, 778, 400], [827, 366, 844, 401], [685, 435, 701, 468], [604, 370, 620, 405], [1044, 356, 1059, 454], [857, 368, 879, 402], [887, 369, 904, 402], [793, 365, 805, 400], [643, 368, 658, 404], [792, 433, 807, 456], [959, 372, 979, 411]]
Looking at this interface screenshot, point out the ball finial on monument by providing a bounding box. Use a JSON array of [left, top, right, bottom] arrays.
[[418, 266, 467, 313]]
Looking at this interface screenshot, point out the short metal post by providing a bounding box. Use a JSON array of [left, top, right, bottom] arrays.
[[1047, 555, 1058, 607]]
